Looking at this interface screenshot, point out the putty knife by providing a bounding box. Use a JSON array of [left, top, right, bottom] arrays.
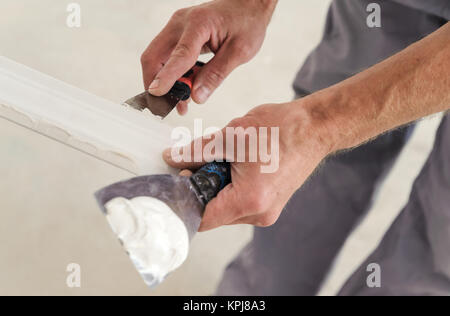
[[95, 162, 231, 287], [97, 61, 229, 288], [123, 61, 204, 117]]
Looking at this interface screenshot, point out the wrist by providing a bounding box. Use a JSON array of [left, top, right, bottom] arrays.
[[289, 91, 344, 157]]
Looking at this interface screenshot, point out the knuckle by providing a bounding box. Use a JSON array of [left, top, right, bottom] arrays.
[[204, 68, 226, 87], [188, 6, 225, 29], [227, 117, 247, 128], [171, 8, 188, 21], [227, 115, 259, 129], [243, 191, 266, 215], [246, 104, 277, 125], [140, 51, 149, 65], [172, 42, 193, 58], [255, 213, 279, 227], [188, 7, 210, 20], [185, 8, 215, 34], [231, 41, 255, 62], [248, 103, 274, 116]]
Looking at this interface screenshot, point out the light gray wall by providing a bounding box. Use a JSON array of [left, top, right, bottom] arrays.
[[0, 0, 440, 295]]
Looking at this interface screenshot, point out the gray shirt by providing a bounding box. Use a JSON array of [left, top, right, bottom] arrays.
[[294, 0, 450, 95]]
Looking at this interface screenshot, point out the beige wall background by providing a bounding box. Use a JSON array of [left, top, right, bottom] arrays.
[[0, 0, 442, 295]]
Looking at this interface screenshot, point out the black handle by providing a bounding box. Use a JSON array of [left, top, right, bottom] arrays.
[[190, 162, 231, 206], [169, 61, 205, 101]]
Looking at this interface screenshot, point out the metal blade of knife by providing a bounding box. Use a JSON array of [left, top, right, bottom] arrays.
[[123, 61, 205, 119], [95, 162, 231, 288], [123, 92, 179, 118]]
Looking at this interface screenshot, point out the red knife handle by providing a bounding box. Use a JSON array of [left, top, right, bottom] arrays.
[[168, 61, 205, 101]]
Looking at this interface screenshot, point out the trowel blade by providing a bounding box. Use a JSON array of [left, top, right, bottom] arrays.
[[123, 92, 179, 118], [95, 175, 204, 288]]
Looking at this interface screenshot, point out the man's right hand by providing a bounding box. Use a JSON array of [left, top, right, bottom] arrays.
[[141, 0, 278, 114]]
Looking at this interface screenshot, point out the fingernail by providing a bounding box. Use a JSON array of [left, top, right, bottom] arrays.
[[148, 79, 160, 91], [177, 103, 188, 116], [195, 86, 211, 104], [179, 169, 193, 177]]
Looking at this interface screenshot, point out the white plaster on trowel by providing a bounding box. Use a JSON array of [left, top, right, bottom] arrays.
[[0, 56, 175, 175], [105, 196, 189, 287]]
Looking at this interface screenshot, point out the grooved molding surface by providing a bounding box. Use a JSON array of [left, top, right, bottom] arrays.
[[0, 56, 175, 175]]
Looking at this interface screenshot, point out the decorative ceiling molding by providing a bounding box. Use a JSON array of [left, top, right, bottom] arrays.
[[0, 56, 175, 175]]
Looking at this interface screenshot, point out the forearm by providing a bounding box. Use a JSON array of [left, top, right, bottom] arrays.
[[303, 22, 450, 153]]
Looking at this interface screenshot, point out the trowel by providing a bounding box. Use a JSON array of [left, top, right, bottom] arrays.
[[95, 162, 231, 288], [95, 61, 232, 288]]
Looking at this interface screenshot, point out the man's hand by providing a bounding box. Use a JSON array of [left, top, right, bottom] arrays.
[[163, 23, 450, 231], [141, 0, 278, 115], [163, 100, 333, 231]]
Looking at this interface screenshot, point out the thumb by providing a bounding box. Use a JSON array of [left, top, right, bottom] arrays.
[[199, 180, 241, 232], [192, 41, 245, 104]]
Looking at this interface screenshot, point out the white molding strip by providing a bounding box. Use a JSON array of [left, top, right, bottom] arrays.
[[0, 56, 175, 175]]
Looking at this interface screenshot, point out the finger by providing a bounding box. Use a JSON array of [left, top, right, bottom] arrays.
[[198, 182, 242, 232], [179, 169, 193, 177], [141, 26, 180, 90], [149, 25, 209, 96], [162, 128, 227, 170], [192, 40, 248, 104], [176, 99, 190, 115]]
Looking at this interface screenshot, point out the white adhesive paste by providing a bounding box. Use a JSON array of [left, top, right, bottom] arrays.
[[105, 196, 189, 287]]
